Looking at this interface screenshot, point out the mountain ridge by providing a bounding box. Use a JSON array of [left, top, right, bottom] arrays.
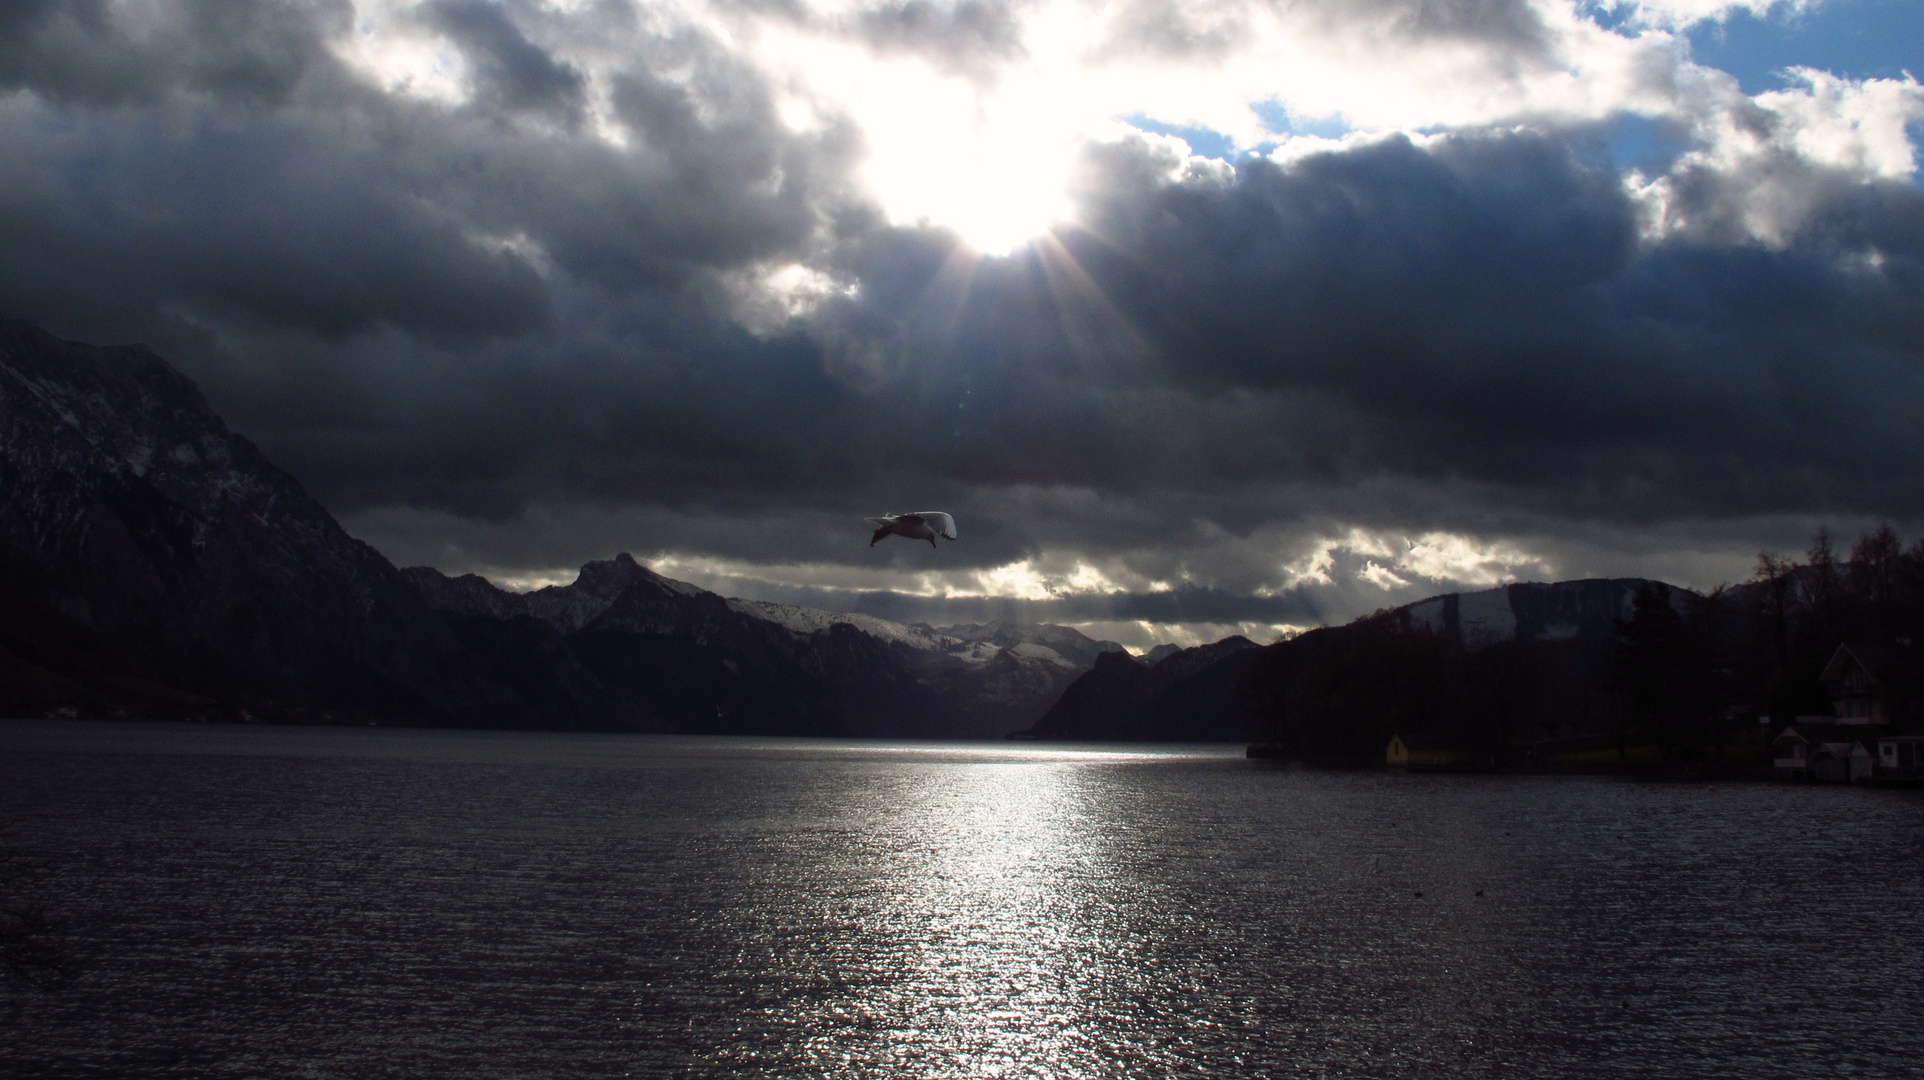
[[1, 322, 1731, 744], [1027, 577, 1689, 743], [403, 556, 1127, 736], [0, 319, 613, 727], [0, 322, 1121, 735]]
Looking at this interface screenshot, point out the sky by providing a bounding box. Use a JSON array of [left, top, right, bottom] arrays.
[[2, 0, 1921, 650]]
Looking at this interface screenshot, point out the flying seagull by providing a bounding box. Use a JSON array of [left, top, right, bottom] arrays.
[[867, 512, 957, 548]]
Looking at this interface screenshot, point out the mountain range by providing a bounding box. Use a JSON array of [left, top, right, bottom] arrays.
[[1027, 577, 1682, 746], [1, 321, 1723, 747], [0, 322, 1125, 736]]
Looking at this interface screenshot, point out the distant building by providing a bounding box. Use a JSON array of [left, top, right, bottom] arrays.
[[1876, 736, 1924, 781], [1815, 741, 1855, 783], [1772, 726, 1812, 779], [1764, 644, 1918, 783], [1385, 734, 1473, 770], [1770, 720, 1922, 784], [1820, 643, 1895, 725], [1773, 723, 1871, 783]]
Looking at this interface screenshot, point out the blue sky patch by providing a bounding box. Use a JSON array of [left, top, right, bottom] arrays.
[[1581, 112, 1695, 174], [1252, 101, 1354, 141], [1123, 104, 1355, 164], [1684, 0, 1922, 94], [1124, 115, 1242, 160]]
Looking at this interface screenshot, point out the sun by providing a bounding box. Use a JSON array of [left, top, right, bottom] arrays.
[[854, 63, 1083, 255], [769, 35, 1084, 256]]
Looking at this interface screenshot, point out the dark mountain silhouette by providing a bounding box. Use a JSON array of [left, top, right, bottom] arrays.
[[1241, 583, 1662, 761], [1030, 579, 1678, 746], [34, 320, 1905, 755], [403, 559, 1117, 737], [0, 321, 1120, 734], [0, 320, 635, 727], [1021, 635, 1264, 741]]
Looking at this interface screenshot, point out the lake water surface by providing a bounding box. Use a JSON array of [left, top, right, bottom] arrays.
[[3, 720, 1922, 1078]]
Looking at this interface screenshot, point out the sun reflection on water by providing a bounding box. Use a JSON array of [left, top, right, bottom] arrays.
[[710, 758, 1150, 1078], [872, 764, 1102, 1075]]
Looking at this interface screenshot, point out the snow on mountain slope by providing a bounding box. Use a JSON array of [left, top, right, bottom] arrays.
[[405, 555, 1118, 735], [724, 599, 996, 661]]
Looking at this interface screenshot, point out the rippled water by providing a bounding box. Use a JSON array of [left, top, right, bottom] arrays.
[[3, 720, 1922, 1078]]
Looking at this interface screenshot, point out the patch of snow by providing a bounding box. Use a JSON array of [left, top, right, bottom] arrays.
[[727, 599, 1030, 667], [1010, 642, 1069, 665], [1458, 587, 1517, 646], [728, 599, 959, 650], [955, 641, 1001, 664]]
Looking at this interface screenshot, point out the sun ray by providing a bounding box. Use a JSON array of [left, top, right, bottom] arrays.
[[907, 239, 986, 349], [1030, 229, 1156, 374]]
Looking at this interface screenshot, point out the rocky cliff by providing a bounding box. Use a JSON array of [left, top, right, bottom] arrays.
[[0, 320, 647, 727]]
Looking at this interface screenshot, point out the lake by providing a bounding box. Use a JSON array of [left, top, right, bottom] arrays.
[[3, 720, 1922, 1078]]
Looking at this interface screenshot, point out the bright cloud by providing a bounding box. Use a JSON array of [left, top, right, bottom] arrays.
[[1757, 69, 1924, 180], [1357, 561, 1412, 590], [646, 552, 1134, 603], [321, 0, 1917, 258], [1400, 532, 1554, 586], [1628, 68, 1924, 245], [1073, 620, 1308, 651], [1279, 529, 1556, 594], [332, 2, 471, 104], [725, 262, 857, 333], [1605, 0, 1819, 30]]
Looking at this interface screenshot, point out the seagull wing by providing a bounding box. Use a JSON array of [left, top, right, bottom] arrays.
[[914, 511, 956, 539]]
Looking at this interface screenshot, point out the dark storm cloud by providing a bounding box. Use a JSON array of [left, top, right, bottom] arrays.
[[0, 0, 345, 107], [1365, 0, 1552, 52], [423, 0, 586, 121], [855, 0, 1026, 80], [0, 0, 872, 551], [0, 0, 860, 347], [1096, 0, 1553, 63], [854, 129, 1924, 518], [0, 100, 554, 342], [0, 0, 1920, 605]]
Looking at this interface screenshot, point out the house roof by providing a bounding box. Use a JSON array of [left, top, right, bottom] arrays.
[[1820, 642, 1895, 683], [1804, 737, 1877, 753]]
